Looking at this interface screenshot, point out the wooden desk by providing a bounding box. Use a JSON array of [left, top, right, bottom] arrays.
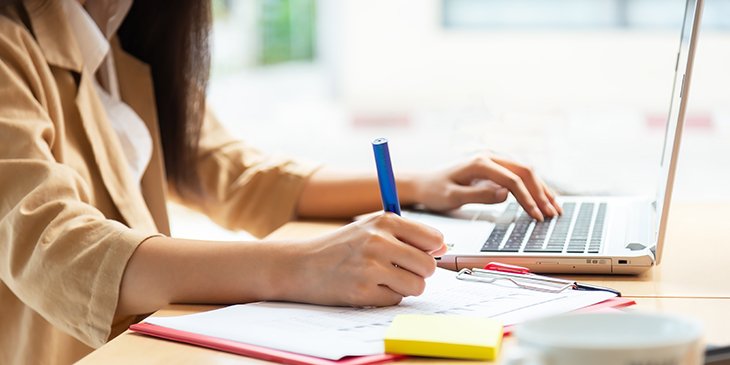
[[77, 202, 730, 364]]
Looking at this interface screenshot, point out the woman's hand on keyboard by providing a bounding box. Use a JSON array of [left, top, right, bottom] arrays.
[[399, 152, 561, 221]]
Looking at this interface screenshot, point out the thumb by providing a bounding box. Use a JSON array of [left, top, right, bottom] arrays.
[[452, 182, 509, 205]]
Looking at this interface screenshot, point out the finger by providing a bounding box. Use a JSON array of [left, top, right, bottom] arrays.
[[379, 264, 428, 297], [379, 213, 445, 255], [386, 237, 438, 279], [450, 184, 510, 205], [488, 156, 557, 218], [360, 285, 404, 307], [543, 183, 563, 215], [334, 265, 404, 307], [366, 215, 439, 278], [534, 177, 561, 216], [431, 242, 448, 257], [465, 160, 543, 221], [490, 156, 556, 218]]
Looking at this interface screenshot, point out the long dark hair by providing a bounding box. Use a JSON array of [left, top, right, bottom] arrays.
[[118, 0, 211, 196]]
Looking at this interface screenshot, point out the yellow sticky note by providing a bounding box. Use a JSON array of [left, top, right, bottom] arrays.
[[384, 315, 502, 360]]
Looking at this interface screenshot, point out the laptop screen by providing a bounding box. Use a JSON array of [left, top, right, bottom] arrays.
[[654, 0, 703, 262]]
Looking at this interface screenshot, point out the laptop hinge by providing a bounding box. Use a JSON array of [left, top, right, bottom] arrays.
[[625, 200, 652, 249]]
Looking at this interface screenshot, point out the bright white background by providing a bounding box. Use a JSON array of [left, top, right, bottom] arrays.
[[170, 0, 730, 240]]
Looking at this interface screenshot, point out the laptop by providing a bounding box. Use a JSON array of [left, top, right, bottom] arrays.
[[404, 0, 705, 275]]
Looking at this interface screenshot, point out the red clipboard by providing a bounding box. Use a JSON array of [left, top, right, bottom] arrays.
[[502, 297, 637, 336], [129, 322, 407, 365]]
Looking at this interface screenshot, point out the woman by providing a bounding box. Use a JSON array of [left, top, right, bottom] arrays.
[[0, 0, 560, 364]]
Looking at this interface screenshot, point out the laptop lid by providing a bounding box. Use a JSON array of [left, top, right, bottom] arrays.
[[653, 0, 705, 265]]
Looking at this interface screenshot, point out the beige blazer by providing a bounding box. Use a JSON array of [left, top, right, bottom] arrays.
[[0, 1, 319, 364]]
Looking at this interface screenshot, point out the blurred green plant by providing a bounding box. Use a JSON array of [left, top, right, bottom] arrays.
[[258, 0, 316, 65], [212, 0, 231, 20]]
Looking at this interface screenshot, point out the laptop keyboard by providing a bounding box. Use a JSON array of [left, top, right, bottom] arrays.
[[480, 202, 607, 254]]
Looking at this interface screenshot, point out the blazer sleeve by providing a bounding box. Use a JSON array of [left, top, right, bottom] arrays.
[[169, 107, 322, 238], [0, 19, 154, 348]]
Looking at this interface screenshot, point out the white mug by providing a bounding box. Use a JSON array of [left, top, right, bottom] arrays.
[[507, 312, 705, 365]]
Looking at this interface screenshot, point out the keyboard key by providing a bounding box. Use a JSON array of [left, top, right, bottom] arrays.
[[480, 201, 608, 255], [481, 222, 511, 252], [566, 203, 595, 253]]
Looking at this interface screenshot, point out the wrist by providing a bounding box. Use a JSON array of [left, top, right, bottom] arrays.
[[259, 238, 333, 304], [396, 171, 420, 206], [255, 240, 303, 302]]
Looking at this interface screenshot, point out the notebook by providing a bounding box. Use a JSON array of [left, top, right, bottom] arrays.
[[405, 0, 705, 275]]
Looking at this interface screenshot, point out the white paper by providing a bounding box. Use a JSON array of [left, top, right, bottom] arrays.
[[145, 268, 615, 360]]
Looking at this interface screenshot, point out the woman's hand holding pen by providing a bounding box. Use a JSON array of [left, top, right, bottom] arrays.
[[399, 152, 562, 221], [275, 213, 447, 307]]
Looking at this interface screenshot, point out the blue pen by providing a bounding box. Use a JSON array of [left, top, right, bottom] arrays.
[[372, 138, 401, 215]]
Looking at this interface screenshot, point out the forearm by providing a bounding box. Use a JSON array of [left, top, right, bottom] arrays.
[[297, 167, 419, 218], [116, 236, 299, 316], [116, 214, 446, 315]]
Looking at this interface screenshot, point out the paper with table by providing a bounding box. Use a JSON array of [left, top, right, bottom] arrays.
[[140, 268, 616, 360]]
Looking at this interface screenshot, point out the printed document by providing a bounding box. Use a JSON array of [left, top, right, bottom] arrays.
[[145, 268, 615, 360]]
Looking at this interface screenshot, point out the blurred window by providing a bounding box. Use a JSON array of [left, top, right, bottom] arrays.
[[443, 0, 730, 30]]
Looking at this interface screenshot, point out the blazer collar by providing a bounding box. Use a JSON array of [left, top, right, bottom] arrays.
[[23, 0, 84, 73], [112, 38, 172, 236], [22, 0, 170, 235]]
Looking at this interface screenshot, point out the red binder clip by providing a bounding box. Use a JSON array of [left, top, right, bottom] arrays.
[[483, 262, 531, 275]]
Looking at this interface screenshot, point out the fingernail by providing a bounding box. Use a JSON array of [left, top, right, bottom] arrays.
[[547, 204, 558, 217], [431, 243, 449, 256], [495, 188, 509, 200], [532, 207, 544, 222]]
